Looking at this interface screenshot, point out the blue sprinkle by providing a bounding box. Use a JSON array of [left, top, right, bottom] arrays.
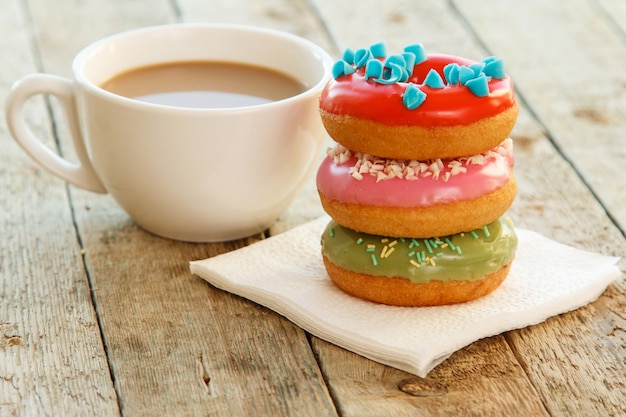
[[384, 55, 407, 72], [408, 251, 415, 257], [354, 48, 372, 68], [401, 52, 416, 74], [374, 62, 406, 84], [403, 43, 426, 64], [381, 57, 410, 82], [483, 225, 491, 238], [371, 254, 378, 266], [455, 246, 462, 255], [465, 73, 490, 97], [444, 238, 456, 251], [470, 231, 479, 239], [483, 57, 506, 79], [424, 69, 445, 89], [395, 64, 410, 82], [458, 65, 476, 84], [469, 62, 485, 77], [342, 48, 355, 64], [332, 60, 355, 79], [443, 63, 460, 85], [369, 42, 386, 58], [402, 83, 427, 110], [365, 59, 383, 79]]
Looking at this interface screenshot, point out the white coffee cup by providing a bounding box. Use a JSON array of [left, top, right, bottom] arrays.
[[6, 24, 333, 242]]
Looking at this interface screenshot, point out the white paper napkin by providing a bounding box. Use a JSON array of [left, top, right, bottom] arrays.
[[190, 215, 621, 377]]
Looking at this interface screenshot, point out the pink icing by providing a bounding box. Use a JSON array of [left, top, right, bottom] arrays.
[[316, 141, 514, 207]]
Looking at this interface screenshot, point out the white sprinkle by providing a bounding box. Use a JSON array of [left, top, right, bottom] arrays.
[[429, 161, 441, 180], [339, 152, 351, 164], [327, 138, 513, 182], [450, 164, 467, 176]]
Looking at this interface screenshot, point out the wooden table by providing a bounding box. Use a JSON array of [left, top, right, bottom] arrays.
[[1, 0, 625, 416]]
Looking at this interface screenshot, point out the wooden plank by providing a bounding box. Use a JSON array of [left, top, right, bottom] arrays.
[[451, 1, 626, 415], [23, 0, 339, 415], [176, 0, 334, 50], [12, 0, 625, 415], [311, 337, 549, 417], [74, 218, 337, 416], [452, 0, 626, 233], [309, 0, 626, 415], [0, 0, 119, 415], [595, 0, 626, 34], [29, 0, 175, 76]]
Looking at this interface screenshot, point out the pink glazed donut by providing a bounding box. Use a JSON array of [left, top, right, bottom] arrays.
[[316, 139, 516, 238]]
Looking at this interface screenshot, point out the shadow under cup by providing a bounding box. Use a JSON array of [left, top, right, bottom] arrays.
[[74, 24, 333, 242]]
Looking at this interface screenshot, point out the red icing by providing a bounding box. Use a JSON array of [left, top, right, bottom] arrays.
[[319, 54, 516, 127], [316, 149, 514, 207]]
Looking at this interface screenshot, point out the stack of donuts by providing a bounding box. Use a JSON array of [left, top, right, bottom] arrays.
[[316, 42, 519, 306]]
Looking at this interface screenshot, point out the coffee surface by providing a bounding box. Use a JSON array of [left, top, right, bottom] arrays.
[[101, 61, 306, 108]]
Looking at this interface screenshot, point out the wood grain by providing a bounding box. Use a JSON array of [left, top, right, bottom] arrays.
[[1, 0, 624, 415], [452, 2, 626, 416], [0, 0, 119, 415], [312, 337, 550, 417], [73, 217, 336, 416], [453, 0, 626, 234]]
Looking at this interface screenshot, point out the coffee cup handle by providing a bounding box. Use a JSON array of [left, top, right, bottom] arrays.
[[5, 73, 107, 193]]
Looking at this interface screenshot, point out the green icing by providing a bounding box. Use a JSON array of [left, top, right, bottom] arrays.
[[321, 218, 518, 284]]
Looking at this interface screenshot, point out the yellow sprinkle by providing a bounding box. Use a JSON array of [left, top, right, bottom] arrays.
[[384, 247, 395, 258], [380, 245, 389, 258], [367, 244, 376, 249], [460, 232, 465, 237], [409, 259, 421, 268], [440, 243, 448, 249], [388, 240, 398, 247], [429, 258, 436, 267], [381, 238, 389, 243]]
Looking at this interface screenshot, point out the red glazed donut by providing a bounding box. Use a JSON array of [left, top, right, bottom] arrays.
[[319, 45, 519, 160]]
